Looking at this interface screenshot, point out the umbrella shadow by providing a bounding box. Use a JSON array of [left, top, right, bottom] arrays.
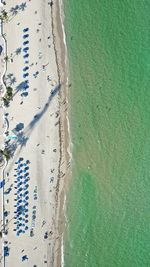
[[5, 84, 61, 172]]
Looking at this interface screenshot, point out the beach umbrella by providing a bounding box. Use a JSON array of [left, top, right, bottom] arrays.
[[21, 92, 28, 97], [23, 54, 29, 58], [15, 123, 24, 132], [25, 215, 28, 218], [19, 157, 24, 161], [25, 220, 28, 223], [23, 47, 29, 52], [23, 66, 29, 71], [23, 73, 29, 78], [23, 84, 29, 89], [23, 34, 29, 38], [25, 226, 28, 230], [23, 28, 29, 32], [26, 160, 30, 164], [25, 166, 29, 170], [23, 41, 29, 45]]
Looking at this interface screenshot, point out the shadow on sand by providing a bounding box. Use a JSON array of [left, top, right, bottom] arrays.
[[5, 84, 61, 173]]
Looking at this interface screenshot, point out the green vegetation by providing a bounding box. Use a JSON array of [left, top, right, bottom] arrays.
[[0, 10, 8, 22], [0, 148, 11, 161], [2, 86, 13, 107], [3, 56, 9, 62]]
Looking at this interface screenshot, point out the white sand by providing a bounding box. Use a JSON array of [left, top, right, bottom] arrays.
[[0, 0, 69, 266]]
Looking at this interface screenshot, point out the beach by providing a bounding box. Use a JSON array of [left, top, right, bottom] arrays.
[[0, 0, 69, 266]]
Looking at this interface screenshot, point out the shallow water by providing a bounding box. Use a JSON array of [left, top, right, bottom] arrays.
[[64, 0, 150, 266]]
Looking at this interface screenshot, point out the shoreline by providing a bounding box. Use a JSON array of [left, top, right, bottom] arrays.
[[52, 0, 71, 265]]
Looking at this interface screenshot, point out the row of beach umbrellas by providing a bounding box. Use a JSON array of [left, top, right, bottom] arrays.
[[13, 157, 30, 236]]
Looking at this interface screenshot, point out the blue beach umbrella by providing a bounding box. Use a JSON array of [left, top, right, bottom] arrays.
[[23, 66, 29, 71], [23, 28, 29, 32], [23, 34, 29, 38], [25, 166, 29, 170], [23, 84, 29, 89], [23, 54, 29, 58], [21, 92, 28, 97], [23, 41, 29, 45], [23, 47, 29, 52], [23, 73, 29, 78]]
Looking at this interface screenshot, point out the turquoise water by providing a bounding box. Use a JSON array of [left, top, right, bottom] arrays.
[[64, 0, 150, 266]]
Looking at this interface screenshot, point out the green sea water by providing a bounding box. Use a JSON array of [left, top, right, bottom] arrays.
[[64, 0, 150, 266]]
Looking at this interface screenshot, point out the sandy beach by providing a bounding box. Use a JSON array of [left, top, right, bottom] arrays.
[[0, 0, 69, 266]]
